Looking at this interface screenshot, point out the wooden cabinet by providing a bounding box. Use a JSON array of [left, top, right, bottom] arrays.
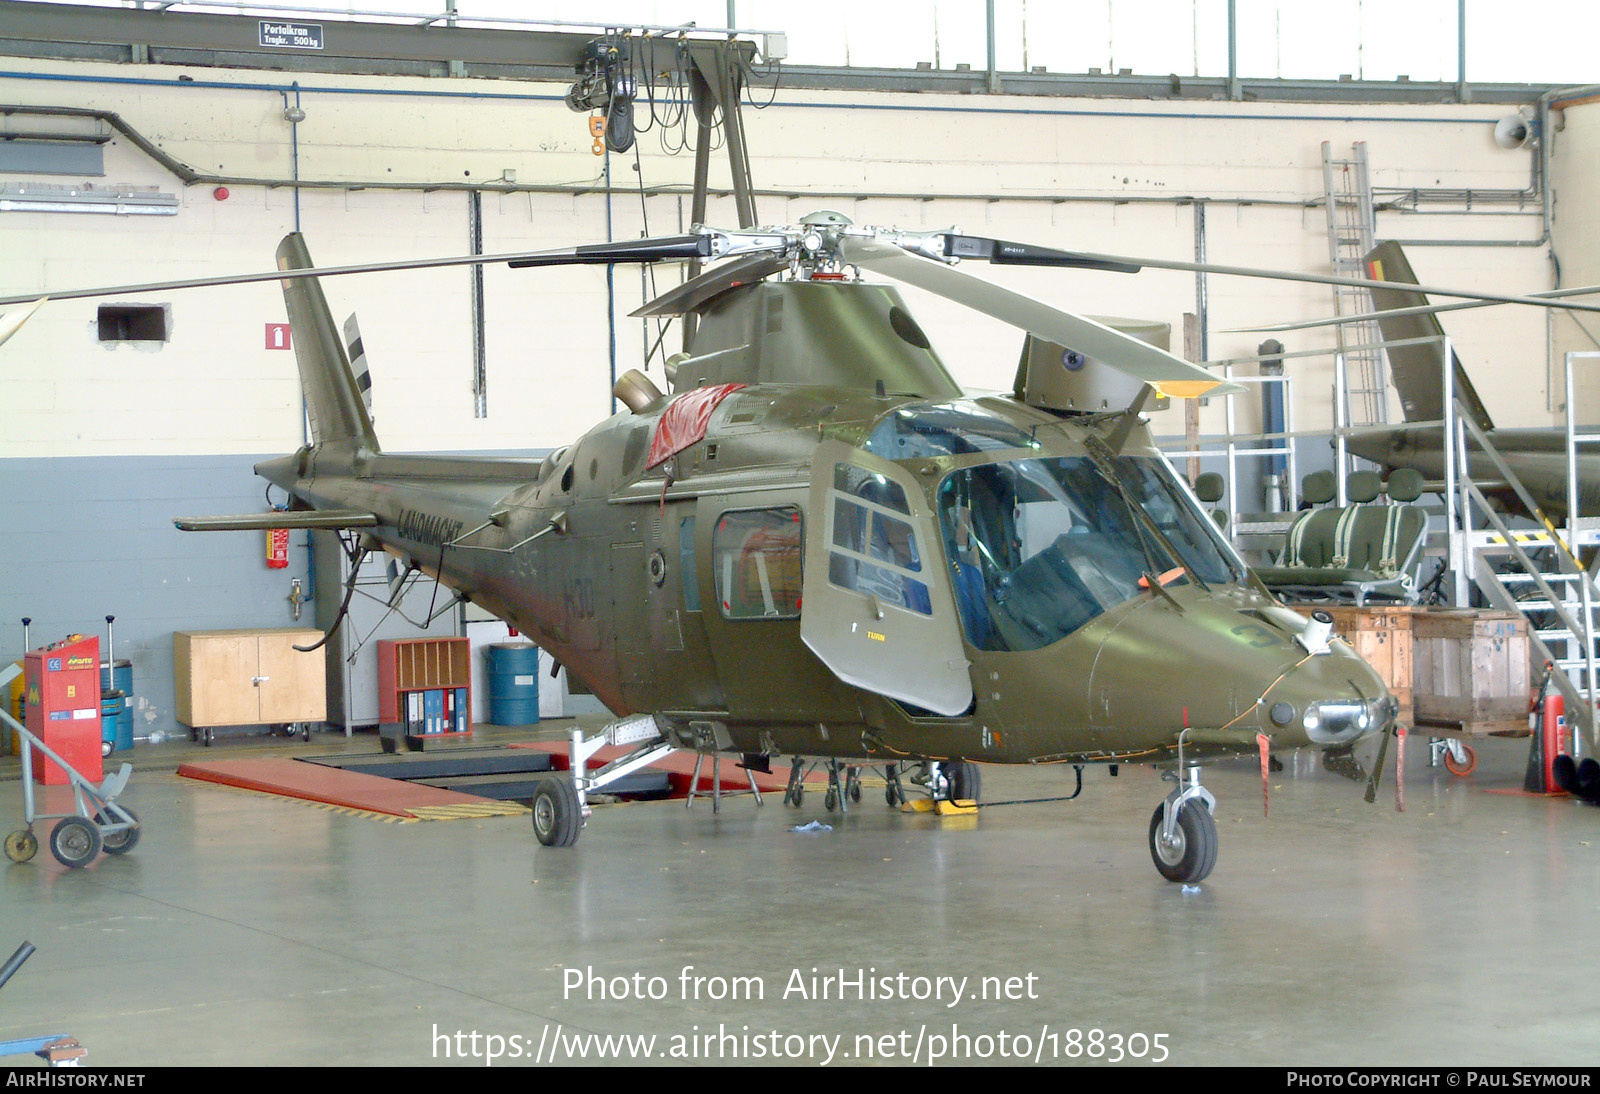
[[174, 629, 327, 730]]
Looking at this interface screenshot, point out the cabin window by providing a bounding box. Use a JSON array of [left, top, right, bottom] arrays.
[[712, 507, 802, 619], [679, 516, 700, 611], [826, 462, 932, 616]]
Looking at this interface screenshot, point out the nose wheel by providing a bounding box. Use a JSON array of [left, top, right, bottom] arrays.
[[1149, 765, 1218, 884], [1148, 799, 1218, 883]]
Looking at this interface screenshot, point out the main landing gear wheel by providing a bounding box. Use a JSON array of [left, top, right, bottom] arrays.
[[1148, 800, 1218, 884], [945, 761, 981, 802], [1444, 742, 1478, 777], [50, 816, 102, 869], [531, 779, 582, 848], [4, 829, 38, 864]]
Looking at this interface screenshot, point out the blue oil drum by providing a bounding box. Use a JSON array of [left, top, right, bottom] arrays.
[[100, 690, 126, 755], [486, 643, 540, 725], [100, 659, 134, 752]]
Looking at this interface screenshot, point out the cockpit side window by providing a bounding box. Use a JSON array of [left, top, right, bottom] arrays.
[[826, 463, 932, 616]]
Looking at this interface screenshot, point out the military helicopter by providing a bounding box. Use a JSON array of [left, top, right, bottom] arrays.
[[1, 211, 1405, 884]]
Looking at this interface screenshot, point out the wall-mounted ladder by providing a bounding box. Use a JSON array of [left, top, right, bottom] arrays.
[[1322, 141, 1390, 429]]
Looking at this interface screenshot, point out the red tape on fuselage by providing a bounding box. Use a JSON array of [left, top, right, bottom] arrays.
[[647, 383, 748, 469]]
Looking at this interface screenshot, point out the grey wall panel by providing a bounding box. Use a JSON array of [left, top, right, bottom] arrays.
[[0, 448, 551, 743], [0, 140, 104, 176], [0, 453, 314, 740]]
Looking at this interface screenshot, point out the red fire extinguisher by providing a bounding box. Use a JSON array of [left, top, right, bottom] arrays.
[[267, 507, 289, 570], [1527, 662, 1570, 794], [1541, 688, 1568, 791]]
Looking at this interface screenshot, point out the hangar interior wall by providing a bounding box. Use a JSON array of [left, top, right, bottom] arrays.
[[0, 55, 1575, 734], [1548, 97, 1600, 421]]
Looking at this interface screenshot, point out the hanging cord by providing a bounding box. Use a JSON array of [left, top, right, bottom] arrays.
[[631, 140, 676, 371], [741, 53, 782, 110]]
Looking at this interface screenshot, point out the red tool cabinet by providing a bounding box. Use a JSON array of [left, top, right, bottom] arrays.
[[24, 635, 103, 785]]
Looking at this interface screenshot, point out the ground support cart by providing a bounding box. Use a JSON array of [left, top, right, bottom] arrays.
[[0, 664, 139, 868]]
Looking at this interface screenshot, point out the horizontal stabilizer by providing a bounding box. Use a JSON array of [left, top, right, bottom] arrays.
[[174, 510, 380, 532]]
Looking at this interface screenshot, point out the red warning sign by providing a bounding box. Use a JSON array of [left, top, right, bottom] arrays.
[[266, 323, 292, 350]]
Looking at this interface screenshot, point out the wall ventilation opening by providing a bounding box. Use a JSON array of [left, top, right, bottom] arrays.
[[98, 303, 169, 343]]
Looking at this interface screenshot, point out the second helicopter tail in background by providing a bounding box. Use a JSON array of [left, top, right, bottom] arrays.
[[1363, 240, 1495, 433]]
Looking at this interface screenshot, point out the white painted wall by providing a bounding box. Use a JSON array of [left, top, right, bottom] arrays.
[[1547, 95, 1600, 420], [0, 56, 1566, 461]]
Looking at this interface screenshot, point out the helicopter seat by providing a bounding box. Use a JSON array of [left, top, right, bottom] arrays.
[[1255, 469, 1428, 605], [1193, 471, 1228, 530]]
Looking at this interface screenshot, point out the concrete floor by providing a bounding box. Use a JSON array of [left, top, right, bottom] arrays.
[[1, 723, 1597, 1068]]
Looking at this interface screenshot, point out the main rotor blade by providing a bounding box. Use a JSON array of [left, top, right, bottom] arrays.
[[0, 235, 720, 308], [842, 238, 1240, 398], [941, 234, 1141, 274], [0, 297, 46, 347], [1008, 246, 1600, 316], [507, 234, 711, 268], [1226, 282, 1600, 334], [631, 251, 792, 317]]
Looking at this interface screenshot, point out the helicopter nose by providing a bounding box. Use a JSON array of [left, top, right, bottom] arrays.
[[1076, 593, 1396, 753], [1293, 694, 1397, 746], [1266, 654, 1397, 749]]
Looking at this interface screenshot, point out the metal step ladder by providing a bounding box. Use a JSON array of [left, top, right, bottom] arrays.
[[1473, 529, 1600, 703], [1443, 401, 1600, 746], [1322, 140, 1390, 428]]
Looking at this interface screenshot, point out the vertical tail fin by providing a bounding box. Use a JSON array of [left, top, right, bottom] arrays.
[[1363, 240, 1494, 431], [276, 233, 381, 451]]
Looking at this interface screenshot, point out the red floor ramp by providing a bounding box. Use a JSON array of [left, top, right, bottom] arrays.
[[177, 757, 512, 818]]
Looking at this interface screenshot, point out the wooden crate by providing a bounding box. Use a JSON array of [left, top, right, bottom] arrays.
[[1411, 609, 1529, 729], [1291, 605, 1415, 723]]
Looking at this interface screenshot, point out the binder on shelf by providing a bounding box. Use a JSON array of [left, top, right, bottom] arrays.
[[454, 687, 469, 734]]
